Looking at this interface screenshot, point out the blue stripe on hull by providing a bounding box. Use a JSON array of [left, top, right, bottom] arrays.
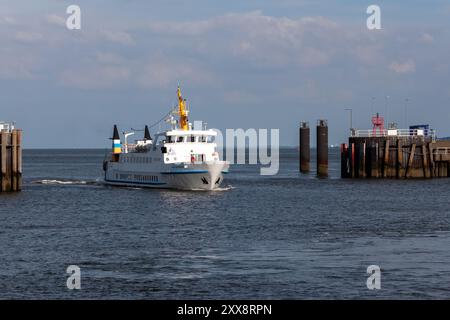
[[160, 170, 209, 174], [105, 179, 166, 186]]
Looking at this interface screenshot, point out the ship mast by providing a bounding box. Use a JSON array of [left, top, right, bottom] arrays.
[[177, 86, 189, 130]]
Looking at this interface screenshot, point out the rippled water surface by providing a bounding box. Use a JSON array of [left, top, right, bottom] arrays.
[[1, 148, 450, 299]]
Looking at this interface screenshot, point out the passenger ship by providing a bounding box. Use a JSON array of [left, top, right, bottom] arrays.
[[103, 87, 230, 190]]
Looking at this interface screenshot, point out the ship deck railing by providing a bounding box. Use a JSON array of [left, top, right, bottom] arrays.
[[123, 144, 137, 153]]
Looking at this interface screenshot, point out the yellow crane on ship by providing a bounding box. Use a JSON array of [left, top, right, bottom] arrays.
[[177, 86, 189, 130]]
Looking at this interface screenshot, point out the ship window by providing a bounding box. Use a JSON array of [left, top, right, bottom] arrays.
[[177, 136, 183, 143], [190, 135, 195, 142]]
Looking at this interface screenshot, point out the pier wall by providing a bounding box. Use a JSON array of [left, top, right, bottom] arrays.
[[341, 136, 450, 179]]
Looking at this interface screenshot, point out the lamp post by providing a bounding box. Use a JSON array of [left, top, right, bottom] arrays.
[[371, 97, 375, 116], [385, 95, 390, 125], [344, 108, 353, 133], [404, 98, 409, 129]]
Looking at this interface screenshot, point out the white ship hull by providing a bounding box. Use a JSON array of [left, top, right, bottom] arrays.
[[104, 160, 229, 191]]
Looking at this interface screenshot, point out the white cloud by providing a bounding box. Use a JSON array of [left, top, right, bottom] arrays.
[[137, 58, 216, 89], [60, 66, 130, 89], [223, 90, 261, 105], [298, 47, 330, 67], [353, 45, 384, 65], [389, 59, 416, 74], [14, 31, 44, 43], [419, 32, 434, 44], [0, 15, 16, 25], [95, 52, 124, 65], [45, 14, 66, 27], [101, 30, 134, 45], [145, 12, 340, 69], [0, 49, 38, 79]]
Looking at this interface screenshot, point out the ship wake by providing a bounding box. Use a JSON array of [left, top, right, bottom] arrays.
[[32, 179, 100, 186]]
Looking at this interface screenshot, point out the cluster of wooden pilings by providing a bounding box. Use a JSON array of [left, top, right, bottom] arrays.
[[341, 136, 450, 179], [0, 130, 22, 192]]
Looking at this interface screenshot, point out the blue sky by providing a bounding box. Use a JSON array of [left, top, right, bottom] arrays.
[[0, 0, 449, 148]]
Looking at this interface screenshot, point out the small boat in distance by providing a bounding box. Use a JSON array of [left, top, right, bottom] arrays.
[[103, 87, 230, 190]]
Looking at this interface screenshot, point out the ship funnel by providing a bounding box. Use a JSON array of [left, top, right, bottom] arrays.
[[144, 125, 152, 140], [112, 125, 121, 154]]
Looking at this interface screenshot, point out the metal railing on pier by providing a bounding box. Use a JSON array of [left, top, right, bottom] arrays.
[[350, 129, 436, 140]]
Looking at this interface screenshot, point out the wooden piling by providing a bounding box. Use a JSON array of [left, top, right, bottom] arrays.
[[383, 140, 390, 178], [17, 130, 22, 191], [361, 142, 366, 178], [1, 132, 8, 191], [428, 144, 435, 177], [0, 129, 22, 192], [397, 139, 404, 179], [351, 143, 355, 178], [370, 142, 379, 178], [406, 143, 416, 178], [422, 144, 430, 178], [341, 144, 349, 178]]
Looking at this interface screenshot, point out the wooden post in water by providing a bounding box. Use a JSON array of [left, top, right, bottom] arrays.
[[17, 130, 22, 191], [406, 143, 416, 178], [0, 128, 22, 192], [422, 144, 430, 178], [383, 139, 390, 178], [361, 142, 366, 178], [351, 143, 355, 178], [429, 144, 435, 178], [11, 130, 18, 190], [0, 132, 7, 191], [397, 139, 403, 179]]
